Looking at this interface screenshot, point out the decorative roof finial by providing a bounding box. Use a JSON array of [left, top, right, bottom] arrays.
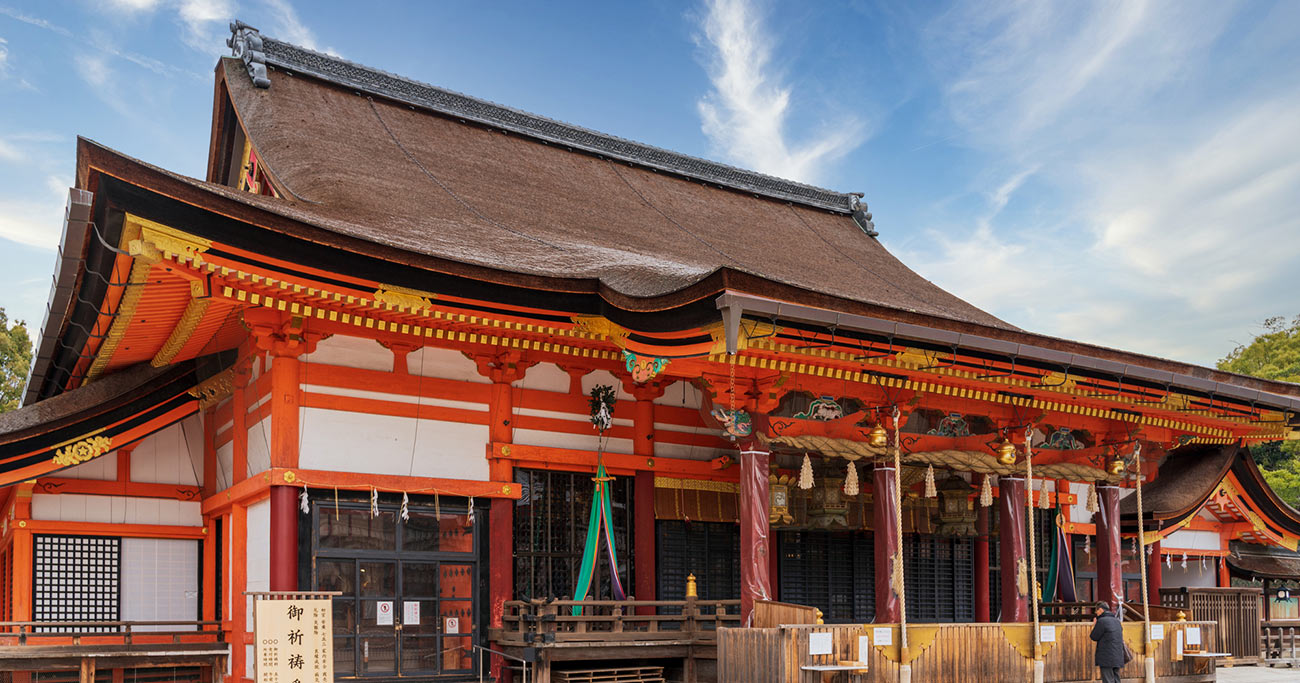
[[849, 193, 877, 237], [227, 21, 271, 89]]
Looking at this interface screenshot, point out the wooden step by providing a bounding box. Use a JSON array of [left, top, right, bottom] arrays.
[[554, 666, 666, 683]]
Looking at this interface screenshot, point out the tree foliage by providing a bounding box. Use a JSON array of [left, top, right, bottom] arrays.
[[0, 308, 33, 413], [1218, 315, 1300, 507]]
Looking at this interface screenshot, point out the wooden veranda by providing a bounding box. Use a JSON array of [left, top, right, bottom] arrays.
[[0, 621, 228, 683]]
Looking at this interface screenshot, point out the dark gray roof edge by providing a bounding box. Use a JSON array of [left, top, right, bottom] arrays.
[[716, 292, 1300, 416], [226, 22, 860, 214]]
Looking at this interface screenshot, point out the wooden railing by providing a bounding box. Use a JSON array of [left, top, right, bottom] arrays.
[[1039, 602, 1093, 622], [0, 621, 224, 647], [497, 598, 741, 645], [1261, 619, 1300, 664]]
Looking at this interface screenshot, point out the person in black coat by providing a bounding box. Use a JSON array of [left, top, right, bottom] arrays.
[[1090, 602, 1127, 683]]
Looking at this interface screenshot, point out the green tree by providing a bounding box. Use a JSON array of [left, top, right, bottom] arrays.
[[0, 308, 33, 413], [1218, 315, 1300, 506]]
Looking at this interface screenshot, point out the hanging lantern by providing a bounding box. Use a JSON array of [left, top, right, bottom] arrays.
[[1086, 482, 1100, 514], [799, 453, 815, 490], [979, 475, 994, 507], [994, 438, 1017, 465], [843, 462, 860, 497], [868, 424, 889, 448], [923, 465, 937, 498], [1275, 587, 1292, 602], [935, 475, 977, 536]]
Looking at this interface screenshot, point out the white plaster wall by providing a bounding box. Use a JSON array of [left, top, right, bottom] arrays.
[[408, 346, 489, 384], [245, 498, 271, 680], [654, 381, 703, 409], [304, 334, 393, 372], [1068, 482, 1094, 524], [130, 416, 203, 486], [216, 442, 234, 492], [31, 493, 202, 526], [246, 416, 272, 476], [121, 538, 199, 628], [513, 427, 634, 456], [582, 369, 633, 402], [58, 452, 117, 480], [298, 408, 489, 480], [1164, 529, 1222, 552], [514, 362, 570, 392]]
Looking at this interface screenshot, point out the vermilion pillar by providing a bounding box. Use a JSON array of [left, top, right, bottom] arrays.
[[738, 444, 772, 623], [269, 353, 301, 591], [974, 474, 991, 622], [1096, 485, 1123, 611], [269, 486, 299, 591], [1218, 557, 1230, 588], [873, 463, 901, 623], [1148, 538, 1163, 606], [999, 476, 1028, 622], [626, 380, 664, 613]]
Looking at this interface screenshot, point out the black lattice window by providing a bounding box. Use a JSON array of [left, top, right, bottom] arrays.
[[34, 535, 120, 627], [657, 521, 740, 605], [903, 535, 974, 623], [777, 531, 874, 623], [513, 469, 633, 601]]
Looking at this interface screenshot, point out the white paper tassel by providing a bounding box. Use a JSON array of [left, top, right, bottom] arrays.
[[923, 465, 937, 498], [299, 484, 309, 514], [1166, 550, 1172, 568], [1131, 536, 1138, 553], [468, 496, 475, 524], [400, 492, 410, 522], [1181, 552, 1187, 569], [371, 487, 379, 517], [1084, 534, 1091, 556], [979, 475, 993, 508], [1086, 482, 1099, 514], [798, 453, 814, 490], [843, 462, 859, 496]]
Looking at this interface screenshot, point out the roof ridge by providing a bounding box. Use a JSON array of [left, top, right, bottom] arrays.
[[226, 21, 873, 221]]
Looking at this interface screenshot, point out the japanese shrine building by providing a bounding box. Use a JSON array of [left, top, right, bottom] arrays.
[[2, 22, 1299, 683]]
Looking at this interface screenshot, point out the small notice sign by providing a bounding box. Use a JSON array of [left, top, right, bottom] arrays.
[[376, 601, 394, 626], [808, 632, 833, 655], [1150, 624, 1164, 641], [1186, 626, 1201, 646], [873, 627, 893, 646], [403, 601, 420, 626], [253, 597, 333, 683], [445, 616, 459, 634], [1039, 625, 1056, 643]]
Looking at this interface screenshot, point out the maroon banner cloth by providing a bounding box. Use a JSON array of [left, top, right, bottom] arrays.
[[873, 464, 901, 622], [999, 476, 1028, 622], [738, 447, 771, 623], [1097, 485, 1123, 611]]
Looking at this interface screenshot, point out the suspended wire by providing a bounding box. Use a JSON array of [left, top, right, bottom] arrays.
[[605, 161, 741, 265], [366, 97, 566, 251]]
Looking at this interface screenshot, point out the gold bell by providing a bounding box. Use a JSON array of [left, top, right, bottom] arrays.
[[995, 439, 1017, 465], [1108, 458, 1127, 476], [868, 424, 889, 448]]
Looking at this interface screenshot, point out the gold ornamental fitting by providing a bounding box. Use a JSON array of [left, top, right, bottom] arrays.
[[995, 439, 1018, 465], [283, 471, 297, 483], [685, 573, 698, 598], [1108, 458, 1127, 476]]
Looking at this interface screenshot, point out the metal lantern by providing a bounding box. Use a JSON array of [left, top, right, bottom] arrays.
[[868, 424, 889, 448], [1275, 587, 1292, 602], [935, 475, 977, 536]]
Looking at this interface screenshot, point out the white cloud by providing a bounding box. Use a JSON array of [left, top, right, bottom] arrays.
[[694, 0, 864, 184], [0, 7, 73, 37], [104, 0, 166, 10], [0, 37, 8, 76], [176, 0, 236, 54], [265, 0, 318, 51], [0, 138, 22, 163], [0, 174, 70, 250]]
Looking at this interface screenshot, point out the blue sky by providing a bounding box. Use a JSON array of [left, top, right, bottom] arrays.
[[2, 0, 1299, 367]]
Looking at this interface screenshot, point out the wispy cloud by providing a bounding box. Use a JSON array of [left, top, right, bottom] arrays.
[[0, 7, 74, 37], [694, 0, 863, 184], [0, 36, 8, 77], [0, 174, 69, 249], [902, 1, 1300, 365], [264, 0, 318, 51]]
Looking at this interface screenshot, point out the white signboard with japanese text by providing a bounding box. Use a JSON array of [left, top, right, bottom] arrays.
[[404, 601, 420, 626], [254, 597, 334, 683], [376, 601, 394, 626], [873, 627, 893, 646]]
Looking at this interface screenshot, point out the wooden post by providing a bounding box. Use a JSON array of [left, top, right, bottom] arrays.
[[269, 485, 299, 591], [873, 463, 901, 623], [1096, 485, 1123, 611], [626, 380, 664, 615], [11, 526, 31, 622], [1148, 539, 1163, 608], [78, 657, 95, 683], [230, 503, 248, 683], [1218, 556, 1230, 588], [999, 476, 1029, 622], [203, 515, 217, 621], [975, 474, 991, 622], [268, 353, 300, 469]]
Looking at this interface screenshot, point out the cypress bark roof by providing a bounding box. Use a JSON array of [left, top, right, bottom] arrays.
[[219, 38, 1013, 329]]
